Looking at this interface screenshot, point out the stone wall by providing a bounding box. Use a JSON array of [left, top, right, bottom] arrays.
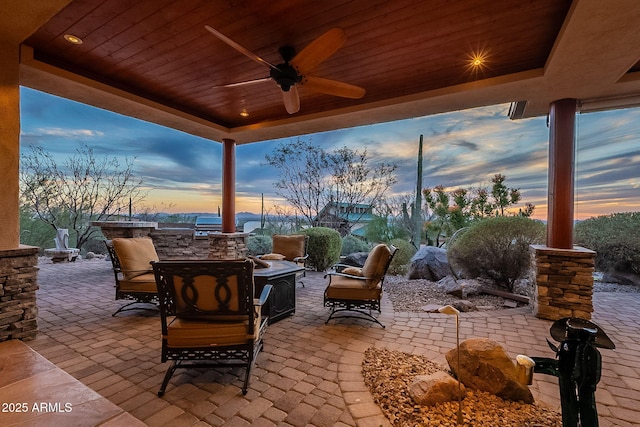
[[0, 246, 39, 341], [150, 228, 210, 260], [531, 245, 595, 320], [93, 222, 248, 260], [92, 221, 158, 239]]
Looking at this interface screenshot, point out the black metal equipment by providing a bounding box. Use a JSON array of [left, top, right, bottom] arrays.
[[530, 317, 615, 427]]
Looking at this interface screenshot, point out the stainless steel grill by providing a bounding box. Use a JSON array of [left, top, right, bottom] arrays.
[[194, 216, 222, 239]]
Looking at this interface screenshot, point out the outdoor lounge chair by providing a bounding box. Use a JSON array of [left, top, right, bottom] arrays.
[[324, 243, 397, 328], [106, 237, 159, 316], [151, 259, 271, 396], [260, 234, 309, 285]]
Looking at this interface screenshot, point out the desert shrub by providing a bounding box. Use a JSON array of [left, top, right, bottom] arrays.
[[82, 235, 108, 255], [246, 235, 272, 256], [574, 212, 640, 275], [387, 238, 416, 275], [448, 216, 546, 291], [302, 227, 342, 271], [341, 234, 371, 256]]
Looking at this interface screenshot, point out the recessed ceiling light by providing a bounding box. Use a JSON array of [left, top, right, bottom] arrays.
[[465, 49, 489, 77], [469, 52, 486, 68], [64, 34, 83, 45], [240, 109, 249, 117]]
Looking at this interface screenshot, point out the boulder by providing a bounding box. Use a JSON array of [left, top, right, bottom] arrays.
[[342, 252, 369, 267], [445, 338, 534, 403], [437, 276, 465, 298], [602, 271, 640, 287], [409, 371, 465, 406], [451, 300, 475, 312], [408, 246, 450, 281], [436, 276, 484, 299]]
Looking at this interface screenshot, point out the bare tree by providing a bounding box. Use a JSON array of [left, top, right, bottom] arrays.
[[264, 138, 398, 230], [328, 146, 398, 218], [20, 144, 147, 251], [264, 138, 329, 225]]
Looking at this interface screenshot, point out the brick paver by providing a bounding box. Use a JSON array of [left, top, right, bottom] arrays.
[[23, 257, 640, 426]]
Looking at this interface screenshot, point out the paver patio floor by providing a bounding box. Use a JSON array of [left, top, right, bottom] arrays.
[[17, 258, 640, 426]]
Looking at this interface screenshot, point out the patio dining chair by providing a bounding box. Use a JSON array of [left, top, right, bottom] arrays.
[[324, 243, 398, 328], [106, 237, 159, 316], [152, 259, 271, 396]]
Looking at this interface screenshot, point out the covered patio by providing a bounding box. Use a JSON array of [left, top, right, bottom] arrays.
[[2, 1, 640, 425], [2, 258, 639, 426]]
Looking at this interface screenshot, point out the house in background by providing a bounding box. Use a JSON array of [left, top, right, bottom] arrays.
[[314, 202, 375, 236]]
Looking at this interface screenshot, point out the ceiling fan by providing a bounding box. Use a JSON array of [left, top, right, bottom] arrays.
[[205, 25, 366, 114]]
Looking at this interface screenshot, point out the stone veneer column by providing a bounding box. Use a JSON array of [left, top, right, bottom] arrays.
[[531, 245, 595, 320], [0, 246, 40, 341], [208, 233, 249, 260]]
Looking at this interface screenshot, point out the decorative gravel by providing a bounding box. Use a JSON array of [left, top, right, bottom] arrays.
[[384, 275, 640, 313], [362, 347, 562, 427], [384, 276, 507, 312]]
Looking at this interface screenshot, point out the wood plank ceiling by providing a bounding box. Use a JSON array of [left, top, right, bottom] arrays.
[[25, 0, 572, 129]]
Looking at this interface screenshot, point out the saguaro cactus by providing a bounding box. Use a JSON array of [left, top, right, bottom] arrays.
[[412, 134, 424, 248]]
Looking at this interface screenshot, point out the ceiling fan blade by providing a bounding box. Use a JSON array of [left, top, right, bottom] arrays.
[[290, 28, 346, 74], [302, 75, 365, 99], [205, 25, 279, 71], [212, 77, 271, 89], [282, 85, 300, 114]]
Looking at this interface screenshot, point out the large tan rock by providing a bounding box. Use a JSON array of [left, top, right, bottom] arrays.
[[445, 338, 534, 403], [409, 371, 466, 406]]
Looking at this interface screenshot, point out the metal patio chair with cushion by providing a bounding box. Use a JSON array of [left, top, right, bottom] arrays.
[[324, 243, 398, 328], [151, 259, 272, 396], [260, 234, 309, 285], [106, 237, 159, 316]]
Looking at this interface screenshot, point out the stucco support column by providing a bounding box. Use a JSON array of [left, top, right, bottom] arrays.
[[0, 42, 21, 250], [547, 98, 577, 249], [222, 138, 236, 233]]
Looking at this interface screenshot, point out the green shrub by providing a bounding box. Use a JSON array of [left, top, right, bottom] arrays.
[[341, 234, 371, 255], [448, 216, 546, 291], [574, 212, 640, 275], [387, 238, 416, 275], [302, 227, 342, 271], [246, 235, 272, 256]]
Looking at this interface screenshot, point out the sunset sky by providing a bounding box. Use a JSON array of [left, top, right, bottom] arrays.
[[19, 87, 640, 220]]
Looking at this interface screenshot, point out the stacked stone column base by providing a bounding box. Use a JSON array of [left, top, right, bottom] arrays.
[[531, 245, 595, 320], [0, 246, 39, 341], [208, 233, 248, 260]]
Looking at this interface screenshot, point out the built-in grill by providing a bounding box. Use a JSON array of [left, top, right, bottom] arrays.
[[194, 216, 222, 239]]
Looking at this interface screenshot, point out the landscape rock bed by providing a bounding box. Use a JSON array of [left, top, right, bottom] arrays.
[[362, 347, 562, 426], [384, 276, 506, 312], [384, 274, 640, 313]]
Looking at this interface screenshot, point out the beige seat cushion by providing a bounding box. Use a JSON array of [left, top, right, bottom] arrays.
[[361, 244, 391, 288], [166, 313, 261, 348], [112, 238, 159, 279], [342, 267, 363, 276], [272, 234, 306, 261], [260, 253, 286, 261], [326, 275, 382, 300], [118, 272, 157, 293]]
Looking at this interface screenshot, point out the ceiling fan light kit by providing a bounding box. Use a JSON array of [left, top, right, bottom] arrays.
[[205, 25, 365, 114]]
